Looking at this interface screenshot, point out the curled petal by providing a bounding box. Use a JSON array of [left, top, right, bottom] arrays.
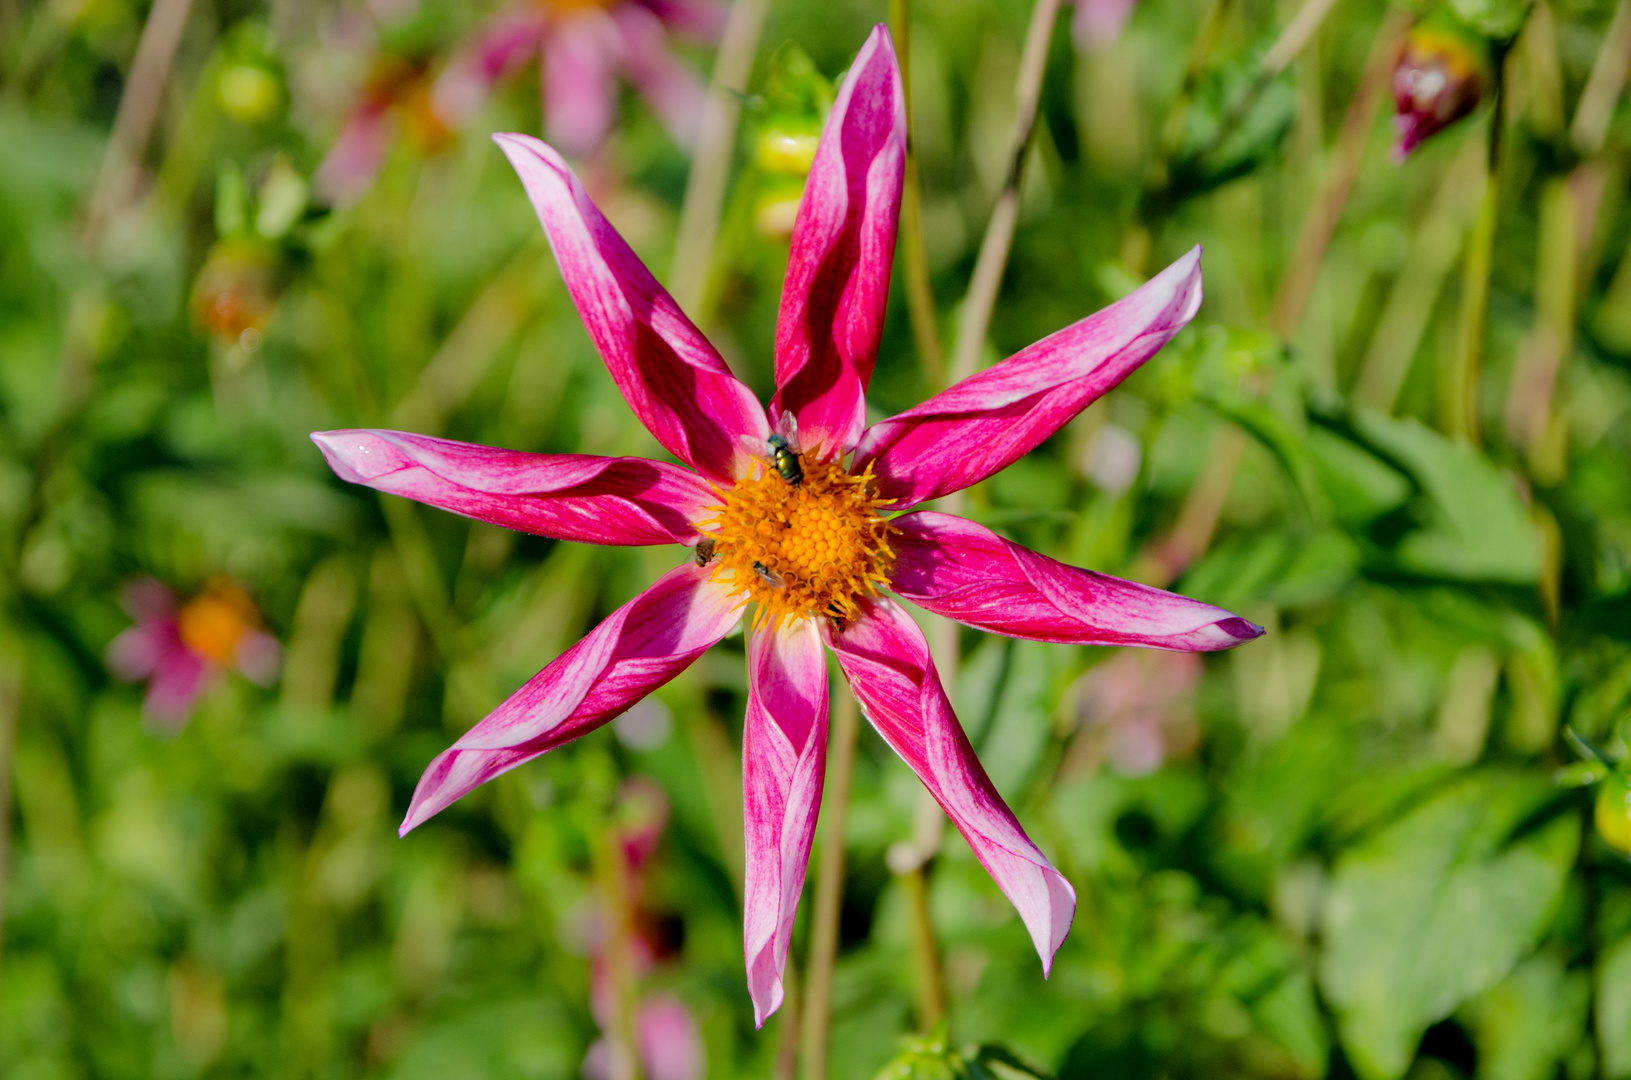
[[542, 9, 622, 157], [854, 247, 1203, 508], [311, 429, 716, 546], [432, 7, 547, 126], [615, 3, 708, 148], [770, 24, 905, 459], [314, 99, 394, 206], [890, 512, 1263, 649], [401, 565, 740, 833], [494, 133, 770, 481], [742, 617, 828, 1027], [825, 598, 1075, 972]]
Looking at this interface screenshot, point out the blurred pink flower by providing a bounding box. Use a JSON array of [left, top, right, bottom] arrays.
[[1390, 21, 1489, 160], [106, 579, 281, 731], [312, 26, 1260, 1025], [315, 54, 454, 205], [1068, 649, 1202, 776], [432, 0, 727, 157], [1072, 0, 1137, 50]]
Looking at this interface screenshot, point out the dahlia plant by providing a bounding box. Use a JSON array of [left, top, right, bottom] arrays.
[[312, 26, 1261, 1024]]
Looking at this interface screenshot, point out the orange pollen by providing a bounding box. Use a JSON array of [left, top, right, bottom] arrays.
[[177, 582, 259, 665], [699, 453, 895, 628]]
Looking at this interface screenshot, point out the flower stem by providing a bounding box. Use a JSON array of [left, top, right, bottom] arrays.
[[889, 0, 946, 389], [898, 861, 946, 1030], [798, 684, 860, 1080], [81, 0, 197, 249], [669, 0, 771, 320], [945, 0, 1064, 387], [1444, 93, 1503, 448], [1570, 0, 1631, 155]]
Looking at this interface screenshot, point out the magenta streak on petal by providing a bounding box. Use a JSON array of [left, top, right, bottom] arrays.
[[742, 617, 828, 1027], [400, 565, 740, 834], [542, 9, 622, 157], [825, 598, 1076, 972], [769, 24, 905, 460], [615, 3, 708, 149], [314, 98, 394, 206], [854, 246, 1204, 508], [494, 133, 769, 481], [889, 512, 1264, 650], [432, 6, 547, 126], [311, 429, 715, 547]]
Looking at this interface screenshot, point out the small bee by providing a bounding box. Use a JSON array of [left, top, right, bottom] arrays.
[[767, 435, 803, 486], [751, 561, 786, 589], [826, 602, 849, 633], [694, 537, 717, 567]]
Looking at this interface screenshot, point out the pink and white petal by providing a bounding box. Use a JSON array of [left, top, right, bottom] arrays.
[[542, 10, 622, 157], [636, 995, 707, 1080], [854, 247, 1204, 508], [401, 564, 740, 833], [889, 512, 1263, 650], [615, 3, 707, 149], [119, 577, 176, 621], [432, 6, 547, 125], [742, 617, 828, 1026], [1072, 0, 1137, 50], [106, 620, 170, 680], [769, 24, 905, 460], [234, 631, 283, 685], [312, 429, 716, 546], [640, 0, 729, 40], [825, 598, 1075, 972], [494, 133, 770, 482], [314, 99, 394, 206], [144, 642, 213, 731]]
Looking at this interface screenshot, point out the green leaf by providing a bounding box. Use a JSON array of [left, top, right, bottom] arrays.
[[1598, 936, 1631, 1079], [1350, 410, 1541, 582], [1319, 771, 1579, 1080], [1446, 0, 1530, 40], [1463, 949, 1590, 1080], [1306, 427, 1411, 526]]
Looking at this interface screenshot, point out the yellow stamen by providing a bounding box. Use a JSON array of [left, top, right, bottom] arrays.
[[699, 453, 895, 629], [177, 581, 260, 665]]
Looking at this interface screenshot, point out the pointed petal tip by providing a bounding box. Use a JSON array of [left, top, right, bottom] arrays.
[[310, 428, 403, 484], [1221, 616, 1266, 642]]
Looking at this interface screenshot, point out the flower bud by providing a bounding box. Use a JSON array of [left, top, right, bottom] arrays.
[[1597, 771, 1631, 854], [1391, 16, 1491, 160], [190, 240, 281, 343]]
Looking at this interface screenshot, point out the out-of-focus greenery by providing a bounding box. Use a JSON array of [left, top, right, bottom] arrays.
[[3, 0, 1631, 1077]]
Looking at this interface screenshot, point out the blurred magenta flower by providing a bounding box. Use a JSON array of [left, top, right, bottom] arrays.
[[1072, 0, 1137, 50], [312, 26, 1261, 1024], [315, 54, 454, 205], [106, 579, 281, 730], [1390, 18, 1490, 160], [431, 0, 727, 157]]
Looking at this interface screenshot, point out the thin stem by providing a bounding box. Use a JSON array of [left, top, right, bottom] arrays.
[[595, 823, 644, 1080], [1570, 0, 1631, 155], [899, 863, 946, 1030], [799, 684, 860, 1080], [890, 0, 946, 389], [668, 0, 771, 320], [945, 0, 1064, 387], [1445, 93, 1503, 448], [773, 954, 801, 1080], [81, 0, 197, 249], [1267, 6, 1411, 337]]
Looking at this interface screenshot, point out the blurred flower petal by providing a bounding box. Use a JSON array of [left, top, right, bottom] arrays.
[[615, 3, 708, 148], [542, 9, 622, 157], [637, 995, 706, 1080], [314, 99, 394, 206], [432, 6, 547, 125]]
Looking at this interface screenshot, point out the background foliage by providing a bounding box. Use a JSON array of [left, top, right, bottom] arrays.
[[2, 0, 1631, 1076]]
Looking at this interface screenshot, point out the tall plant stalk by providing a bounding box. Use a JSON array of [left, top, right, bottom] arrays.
[[1444, 91, 1503, 448], [890, 0, 946, 388], [798, 686, 860, 1080]]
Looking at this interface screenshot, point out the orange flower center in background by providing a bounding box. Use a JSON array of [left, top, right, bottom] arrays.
[[177, 582, 259, 665], [702, 454, 895, 627]]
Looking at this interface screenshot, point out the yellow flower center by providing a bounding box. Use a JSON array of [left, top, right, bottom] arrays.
[[177, 583, 259, 665], [701, 453, 895, 627]]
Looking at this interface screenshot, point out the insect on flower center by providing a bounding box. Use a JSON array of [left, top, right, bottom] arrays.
[[700, 453, 895, 626]]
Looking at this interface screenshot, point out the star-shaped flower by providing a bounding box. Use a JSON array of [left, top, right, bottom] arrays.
[[312, 25, 1261, 1025]]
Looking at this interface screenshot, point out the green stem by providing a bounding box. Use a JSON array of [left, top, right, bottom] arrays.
[[890, 0, 946, 389], [1445, 98, 1503, 447]]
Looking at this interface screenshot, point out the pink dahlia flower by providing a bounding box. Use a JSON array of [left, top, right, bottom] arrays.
[[106, 578, 282, 731], [431, 0, 727, 157], [311, 26, 1261, 1025]]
